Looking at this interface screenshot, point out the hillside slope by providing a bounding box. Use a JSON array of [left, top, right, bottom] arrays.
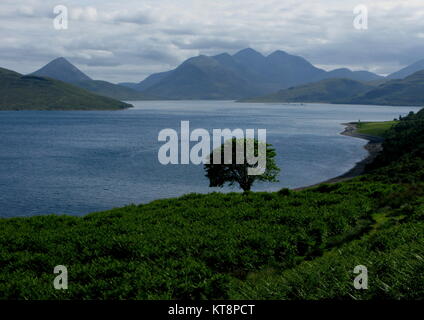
[[32, 58, 156, 101], [240, 78, 374, 103], [0, 67, 132, 110], [143, 55, 258, 99], [347, 70, 424, 106], [388, 59, 424, 79], [242, 70, 424, 106], [325, 68, 382, 82], [74, 80, 158, 101], [32, 57, 92, 83]]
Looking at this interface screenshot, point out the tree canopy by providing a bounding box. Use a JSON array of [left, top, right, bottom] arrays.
[[204, 138, 280, 192]]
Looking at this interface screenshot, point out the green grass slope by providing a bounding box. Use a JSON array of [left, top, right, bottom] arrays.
[[0, 109, 423, 300], [239, 78, 374, 103], [356, 121, 397, 137], [0, 187, 378, 299], [0, 67, 132, 110]]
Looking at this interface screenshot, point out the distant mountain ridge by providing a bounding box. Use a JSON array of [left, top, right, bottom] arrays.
[[240, 78, 375, 103], [346, 69, 424, 106], [387, 59, 424, 79], [31, 58, 156, 101], [27, 50, 424, 103], [120, 48, 383, 100], [243, 70, 424, 106], [0, 67, 132, 110]]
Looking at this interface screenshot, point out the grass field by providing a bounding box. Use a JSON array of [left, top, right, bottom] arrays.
[[356, 121, 397, 137], [0, 180, 422, 299]]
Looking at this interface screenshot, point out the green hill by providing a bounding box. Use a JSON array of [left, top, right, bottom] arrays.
[[0, 67, 132, 110], [0, 108, 423, 299], [240, 78, 374, 103], [241, 70, 424, 107], [347, 70, 424, 106]]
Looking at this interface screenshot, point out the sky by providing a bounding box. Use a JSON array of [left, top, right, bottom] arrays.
[[1, 0, 423, 83]]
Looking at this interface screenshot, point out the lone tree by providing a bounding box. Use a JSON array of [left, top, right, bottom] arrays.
[[204, 138, 280, 192]]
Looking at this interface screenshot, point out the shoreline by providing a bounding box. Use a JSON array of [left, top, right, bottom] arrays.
[[295, 123, 384, 190]]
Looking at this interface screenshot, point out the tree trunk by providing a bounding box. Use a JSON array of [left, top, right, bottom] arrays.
[[240, 182, 251, 192]]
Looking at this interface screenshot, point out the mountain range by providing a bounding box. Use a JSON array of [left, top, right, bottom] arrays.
[[0, 67, 132, 110], [2, 48, 424, 108], [120, 48, 383, 99]]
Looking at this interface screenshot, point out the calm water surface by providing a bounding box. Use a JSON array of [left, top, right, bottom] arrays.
[[0, 101, 420, 217]]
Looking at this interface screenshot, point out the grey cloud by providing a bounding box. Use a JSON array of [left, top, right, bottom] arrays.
[[172, 38, 249, 50], [160, 28, 197, 36], [136, 49, 181, 64], [0, 0, 423, 82], [108, 10, 155, 25]]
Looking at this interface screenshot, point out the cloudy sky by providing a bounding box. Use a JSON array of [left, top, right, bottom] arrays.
[[1, 0, 423, 83]]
